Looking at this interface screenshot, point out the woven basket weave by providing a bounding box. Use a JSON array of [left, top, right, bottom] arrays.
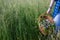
[[38, 12, 55, 36]]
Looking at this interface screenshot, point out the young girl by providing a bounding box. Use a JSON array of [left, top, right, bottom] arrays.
[[47, 0, 60, 34]]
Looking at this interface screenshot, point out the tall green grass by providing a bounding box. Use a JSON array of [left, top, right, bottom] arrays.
[[0, 0, 50, 40]]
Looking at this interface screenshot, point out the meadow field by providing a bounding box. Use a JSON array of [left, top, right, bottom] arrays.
[[0, 0, 52, 40]]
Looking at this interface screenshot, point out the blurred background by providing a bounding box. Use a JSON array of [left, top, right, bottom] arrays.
[[0, 0, 50, 40]]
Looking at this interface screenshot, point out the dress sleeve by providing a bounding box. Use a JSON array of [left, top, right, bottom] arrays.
[[55, 0, 58, 1]]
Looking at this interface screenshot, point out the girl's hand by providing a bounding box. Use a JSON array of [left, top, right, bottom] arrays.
[[46, 16, 54, 23]]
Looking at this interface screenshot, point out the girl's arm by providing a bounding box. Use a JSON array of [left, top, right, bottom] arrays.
[[47, 0, 55, 14]]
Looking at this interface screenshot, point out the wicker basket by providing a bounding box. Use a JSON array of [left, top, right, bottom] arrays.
[[38, 12, 55, 36]]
